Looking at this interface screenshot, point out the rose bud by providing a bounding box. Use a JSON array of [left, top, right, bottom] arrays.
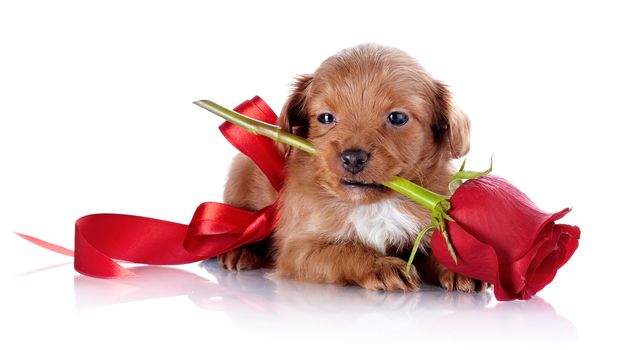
[[431, 175, 580, 301]]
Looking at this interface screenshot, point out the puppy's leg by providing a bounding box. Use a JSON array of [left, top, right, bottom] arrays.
[[416, 254, 489, 292], [276, 238, 421, 292], [217, 154, 277, 271]]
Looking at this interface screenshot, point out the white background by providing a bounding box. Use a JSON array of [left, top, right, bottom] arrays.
[[1, 1, 620, 349]]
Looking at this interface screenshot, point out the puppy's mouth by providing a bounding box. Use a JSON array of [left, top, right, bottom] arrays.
[[339, 179, 386, 191]]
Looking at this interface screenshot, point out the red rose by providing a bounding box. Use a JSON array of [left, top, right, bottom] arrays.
[[431, 175, 580, 301]]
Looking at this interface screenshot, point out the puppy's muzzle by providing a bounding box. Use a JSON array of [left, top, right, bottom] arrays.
[[341, 149, 369, 174]]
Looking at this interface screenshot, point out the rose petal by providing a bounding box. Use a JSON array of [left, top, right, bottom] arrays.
[[449, 176, 563, 262], [431, 221, 498, 284]]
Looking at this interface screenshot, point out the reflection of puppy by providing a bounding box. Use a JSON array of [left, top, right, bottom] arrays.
[[219, 44, 486, 292]]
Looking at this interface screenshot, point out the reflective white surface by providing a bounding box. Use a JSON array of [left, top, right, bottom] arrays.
[[2, 255, 590, 350]]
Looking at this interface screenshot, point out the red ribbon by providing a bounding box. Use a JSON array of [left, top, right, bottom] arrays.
[[19, 96, 284, 278]]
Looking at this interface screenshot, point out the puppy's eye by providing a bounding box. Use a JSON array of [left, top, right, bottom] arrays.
[[387, 111, 409, 126], [317, 113, 335, 124]]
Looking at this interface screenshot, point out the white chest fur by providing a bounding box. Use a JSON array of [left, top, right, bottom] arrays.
[[346, 199, 423, 254]]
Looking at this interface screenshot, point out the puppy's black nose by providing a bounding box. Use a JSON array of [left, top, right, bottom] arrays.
[[341, 149, 369, 174]]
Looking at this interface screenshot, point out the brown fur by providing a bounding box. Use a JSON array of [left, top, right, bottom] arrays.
[[218, 44, 487, 292]]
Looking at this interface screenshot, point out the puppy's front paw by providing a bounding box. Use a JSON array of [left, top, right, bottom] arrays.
[[217, 247, 263, 271], [358, 256, 421, 292], [438, 269, 489, 293]]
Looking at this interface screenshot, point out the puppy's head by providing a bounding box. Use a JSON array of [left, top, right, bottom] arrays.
[[279, 44, 470, 204]]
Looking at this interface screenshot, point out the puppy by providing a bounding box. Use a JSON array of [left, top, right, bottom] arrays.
[[218, 44, 486, 292]]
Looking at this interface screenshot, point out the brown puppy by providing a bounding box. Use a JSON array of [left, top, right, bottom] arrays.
[[218, 44, 486, 292]]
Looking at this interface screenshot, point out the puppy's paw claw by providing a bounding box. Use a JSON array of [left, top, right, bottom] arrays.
[[358, 257, 421, 292], [438, 269, 489, 293], [217, 248, 263, 271]]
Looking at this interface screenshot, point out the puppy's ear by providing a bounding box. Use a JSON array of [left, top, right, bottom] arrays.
[[431, 81, 471, 159], [277, 74, 313, 156]]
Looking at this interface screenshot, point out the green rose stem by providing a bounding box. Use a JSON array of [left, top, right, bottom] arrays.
[[193, 99, 457, 272]]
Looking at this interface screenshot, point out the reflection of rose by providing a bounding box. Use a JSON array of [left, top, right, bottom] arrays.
[[431, 175, 580, 301]]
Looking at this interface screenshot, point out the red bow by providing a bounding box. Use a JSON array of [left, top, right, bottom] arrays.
[[19, 96, 283, 278]]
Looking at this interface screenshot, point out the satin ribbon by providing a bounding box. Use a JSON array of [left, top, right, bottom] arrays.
[[19, 96, 284, 278]]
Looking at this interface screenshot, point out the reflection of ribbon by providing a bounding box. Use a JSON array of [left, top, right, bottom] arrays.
[[18, 96, 284, 278], [74, 265, 273, 312]]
